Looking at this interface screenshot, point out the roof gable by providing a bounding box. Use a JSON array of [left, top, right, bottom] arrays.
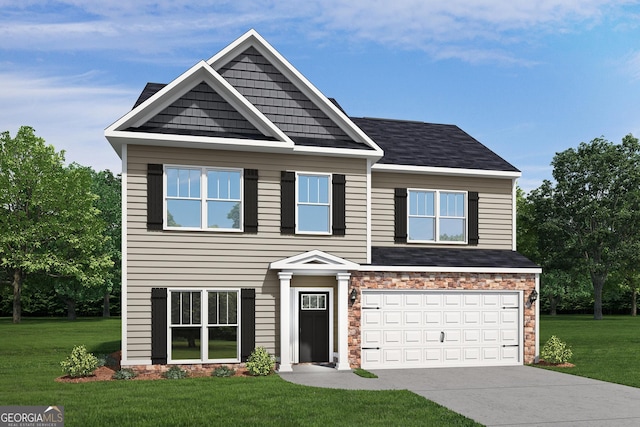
[[133, 81, 273, 141], [208, 30, 383, 155]]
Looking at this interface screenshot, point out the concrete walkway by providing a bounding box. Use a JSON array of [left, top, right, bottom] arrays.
[[279, 365, 640, 426]]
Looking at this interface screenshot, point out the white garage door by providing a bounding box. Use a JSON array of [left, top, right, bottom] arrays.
[[361, 290, 522, 369]]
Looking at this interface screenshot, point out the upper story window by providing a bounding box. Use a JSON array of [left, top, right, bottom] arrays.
[[408, 190, 466, 243], [296, 173, 331, 234], [165, 166, 242, 231]]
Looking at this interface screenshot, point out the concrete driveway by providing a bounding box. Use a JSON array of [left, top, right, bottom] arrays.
[[279, 365, 640, 426]]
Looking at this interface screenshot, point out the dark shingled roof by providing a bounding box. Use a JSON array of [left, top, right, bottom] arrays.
[[370, 247, 539, 269], [131, 84, 518, 171], [351, 117, 519, 172], [133, 82, 166, 108]]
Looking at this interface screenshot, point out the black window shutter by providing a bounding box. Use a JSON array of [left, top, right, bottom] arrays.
[[394, 188, 408, 243], [244, 169, 259, 233], [147, 164, 163, 231], [468, 191, 479, 245], [240, 288, 256, 362], [281, 171, 295, 234], [151, 288, 168, 365], [332, 174, 346, 236]]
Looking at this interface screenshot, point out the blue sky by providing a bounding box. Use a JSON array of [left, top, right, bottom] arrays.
[[1, 1, 639, 192]]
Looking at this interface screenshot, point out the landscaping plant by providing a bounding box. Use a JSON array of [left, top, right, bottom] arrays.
[[163, 366, 188, 379], [541, 335, 573, 364], [212, 366, 236, 377], [113, 368, 138, 380], [60, 345, 99, 378], [246, 346, 275, 376]]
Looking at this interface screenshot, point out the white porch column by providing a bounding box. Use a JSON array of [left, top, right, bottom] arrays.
[[336, 272, 351, 370], [278, 271, 293, 372]]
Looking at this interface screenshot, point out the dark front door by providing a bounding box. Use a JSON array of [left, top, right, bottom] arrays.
[[299, 292, 329, 363]]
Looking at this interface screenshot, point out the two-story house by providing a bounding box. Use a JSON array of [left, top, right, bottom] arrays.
[[105, 30, 541, 373]]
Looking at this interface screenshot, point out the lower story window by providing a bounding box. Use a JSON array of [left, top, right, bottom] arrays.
[[169, 289, 239, 362]]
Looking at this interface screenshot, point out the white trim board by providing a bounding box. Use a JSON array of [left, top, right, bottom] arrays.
[[372, 163, 521, 179]]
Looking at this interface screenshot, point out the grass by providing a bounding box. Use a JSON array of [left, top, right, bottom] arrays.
[[0, 317, 480, 427], [353, 368, 378, 378], [538, 315, 640, 388]]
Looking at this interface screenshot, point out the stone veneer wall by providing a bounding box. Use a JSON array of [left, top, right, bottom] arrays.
[[348, 272, 537, 368]]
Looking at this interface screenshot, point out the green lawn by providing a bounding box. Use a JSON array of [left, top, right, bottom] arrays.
[[0, 317, 480, 427], [538, 315, 640, 388]]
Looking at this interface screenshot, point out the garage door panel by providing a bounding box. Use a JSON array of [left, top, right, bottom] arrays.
[[464, 347, 481, 361], [361, 290, 522, 369], [362, 330, 381, 346], [443, 329, 461, 343], [383, 349, 402, 363], [464, 311, 480, 324], [464, 329, 480, 343], [362, 293, 382, 308], [362, 310, 381, 326], [384, 311, 402, 326], [383, 330, 402, 345], [444, 311, 461, 325], [384, 293, 402, 307], [404, 311, 421, 325], [444, 348, 462, 361], [483, 347, 499, 360], [425, 312, 442, 324], [404, 294, 422, 306], [404, 348, 422, 363], [405, 330, 422, 344], [425, 294, 443, 307]]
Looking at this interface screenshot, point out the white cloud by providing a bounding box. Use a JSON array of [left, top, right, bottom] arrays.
[[0, 71, 135, 172], [0, 0, 636, 64]]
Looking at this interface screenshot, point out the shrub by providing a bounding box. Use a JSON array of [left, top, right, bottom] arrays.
[[60, 345, 99, 378], [212, 366, 236, 377], [113, 368, 137, 380], [96, 353, 118, 367], [164, 366, 188, 379], [541, 335, 573, 364], [246, 347, 275, 376]]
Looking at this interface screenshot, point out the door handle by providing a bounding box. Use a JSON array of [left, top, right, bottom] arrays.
[[440, 331, 445, 343]]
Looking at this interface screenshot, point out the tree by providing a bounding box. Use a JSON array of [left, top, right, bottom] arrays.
[[89, 168, 121, 317], [0, 127, 112, 323], [530, 135, 640, 319]]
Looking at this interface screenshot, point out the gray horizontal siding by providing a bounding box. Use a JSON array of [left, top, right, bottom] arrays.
[[371, 172, 513, 250], [124, 144, 367, 361]]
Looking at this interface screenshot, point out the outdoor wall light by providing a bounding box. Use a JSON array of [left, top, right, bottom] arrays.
[[525, 289, 538, 308], [349, 288, 358, 303]]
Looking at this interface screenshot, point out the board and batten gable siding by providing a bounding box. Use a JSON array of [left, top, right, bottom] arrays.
[[371, 172, 514, 249], [125, 144, 368, 361]]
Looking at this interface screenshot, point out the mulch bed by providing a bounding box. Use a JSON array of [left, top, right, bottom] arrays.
[[55, 351, 249, 383], [536, 360, 575, 368]]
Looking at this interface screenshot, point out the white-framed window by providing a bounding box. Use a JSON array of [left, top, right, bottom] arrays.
[[169, 289, 239, 362], [296, 172, 331, 234], [165, 166, 242, 231], [408, 190, 467, 243]]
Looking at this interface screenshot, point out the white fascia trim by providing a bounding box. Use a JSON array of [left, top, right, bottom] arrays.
[[270, 249, 360, 271], [208, 29, 384, 157], [512, 178, 518, 251], [106, 60, 293, 146], [106, 130, 293, 153], [121, 144, 128, 363], [292, 144, 382, 160], [372, 163, 522, 179], [366, 159, 372, 264], [358, 265, 542, 274]]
